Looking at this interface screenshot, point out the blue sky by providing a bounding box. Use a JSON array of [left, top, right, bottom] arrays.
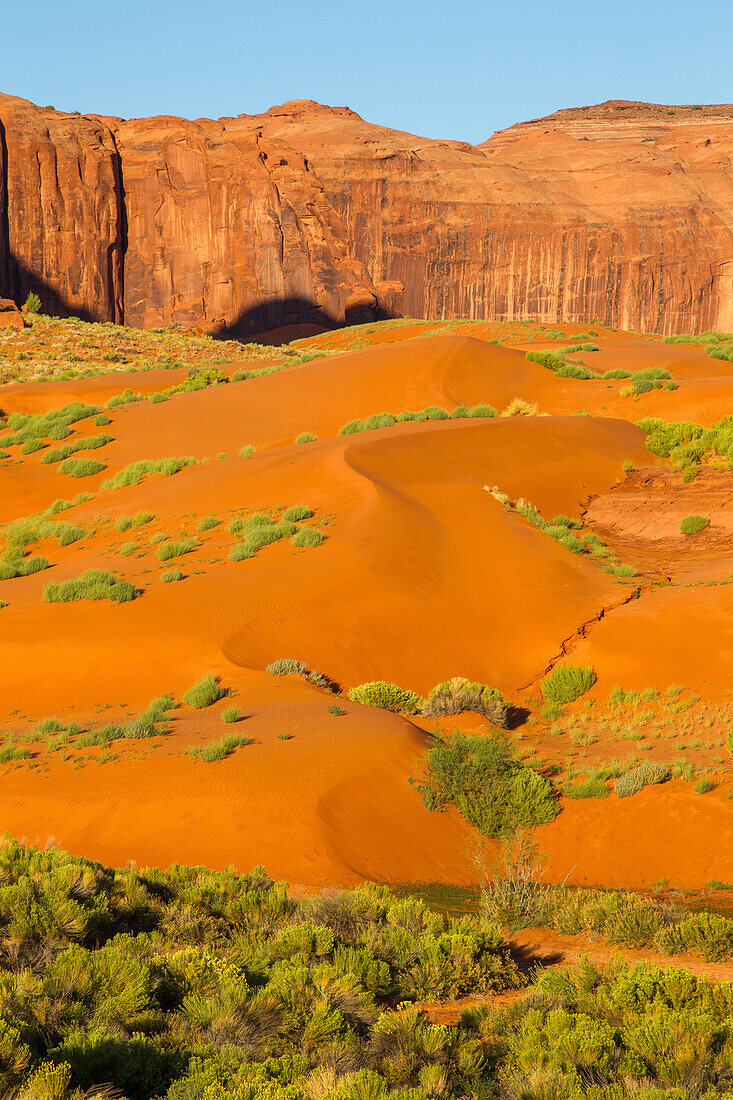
[[4, 0, 730, 144]]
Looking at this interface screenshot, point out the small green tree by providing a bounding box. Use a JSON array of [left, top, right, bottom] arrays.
[[23, 292, 42, 314]]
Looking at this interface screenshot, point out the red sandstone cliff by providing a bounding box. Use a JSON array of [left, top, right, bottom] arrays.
[[2, 93, 733, 335]]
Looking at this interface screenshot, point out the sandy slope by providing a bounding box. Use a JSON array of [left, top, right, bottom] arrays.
[[0, 323, 731, 888]]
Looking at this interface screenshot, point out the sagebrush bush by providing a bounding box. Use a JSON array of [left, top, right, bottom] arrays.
[[614, 760, 670, 798], [43, 569, 141, 604], [348, 681, 422, 713], [422, 677, 509, 726], [182, 673, 226, 709], [267, 658, 309, 676]]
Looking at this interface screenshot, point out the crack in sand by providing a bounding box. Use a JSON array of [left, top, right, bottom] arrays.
[[519, 584, 644, 691]]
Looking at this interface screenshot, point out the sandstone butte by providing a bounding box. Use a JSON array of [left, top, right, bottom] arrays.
[[1, 93, 733, 336]]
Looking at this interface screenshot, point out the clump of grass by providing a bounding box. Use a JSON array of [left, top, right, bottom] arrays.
[[291, 527, 324, 548], [0, 745, 32, 763], [680, 514, 710, 535], [116, 512, 154, 532], [239, 445, 255, 459], [295, 432, 317, 444], [328, 705, 345, 716], [157, 538, 197, 561], [282, 505, 313, 522], [102, 456, 195, 489], [541, 665, 597, 706], [198, 514, 220, 531], [348, 681, 422, 714], [187, 734, 253, 762], [221, 706, 240, 724], [43, 569, 141, 604], [695, 777, 716, 794], [182, 674, 226, 709], [0, 554, 49, 581], [58, 457, 106, 478], [42, 432, 112, 465], [229, 544, 253, 562], [161, 569, 184, 583]]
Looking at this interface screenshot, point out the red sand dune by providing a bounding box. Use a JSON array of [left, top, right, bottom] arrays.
[[0, 323, 731, 889]]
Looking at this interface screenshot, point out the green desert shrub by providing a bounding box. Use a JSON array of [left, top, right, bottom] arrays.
[[156, 538, 197, 561], [541, 664, 597, 706], [21, 438, 46, 455], [680, 514, 710, 535], [23, 291, 42, 313], [221, 706, 240, 724], [348, 681, 422, 713], [656, 911, 733, 961], [182, 673, 226, 709], [295, 432, 317, 444], [422, 677, 509, 727], [614, 760, 670, 797], [58, 456, 106, 478], [43, 569, 141, 604], [418, 730, 559, 838], [291, 527, 324, 548], [198, 514, 220, 531]]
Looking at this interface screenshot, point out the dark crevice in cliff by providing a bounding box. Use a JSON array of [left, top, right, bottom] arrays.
[[108, 128, 127, 325], [0, 115, 12, 301]]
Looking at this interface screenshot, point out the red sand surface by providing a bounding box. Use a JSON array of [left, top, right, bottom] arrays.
[[0, 320, 731, 888]]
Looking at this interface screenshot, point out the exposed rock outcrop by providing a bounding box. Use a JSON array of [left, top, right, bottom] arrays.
[[1, 93, 732, 335]]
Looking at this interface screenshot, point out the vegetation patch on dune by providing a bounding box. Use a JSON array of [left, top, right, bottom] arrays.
[[186, 733, 254, 761], [43, 569, 141, 604], [637, 415, 733, 480], [101, 456, 196, 489], [338, 404, 497, 436]]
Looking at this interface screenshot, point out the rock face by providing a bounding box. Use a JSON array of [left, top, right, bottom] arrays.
[[1, 93, 733, 335], [0, 298, 23, 329]]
